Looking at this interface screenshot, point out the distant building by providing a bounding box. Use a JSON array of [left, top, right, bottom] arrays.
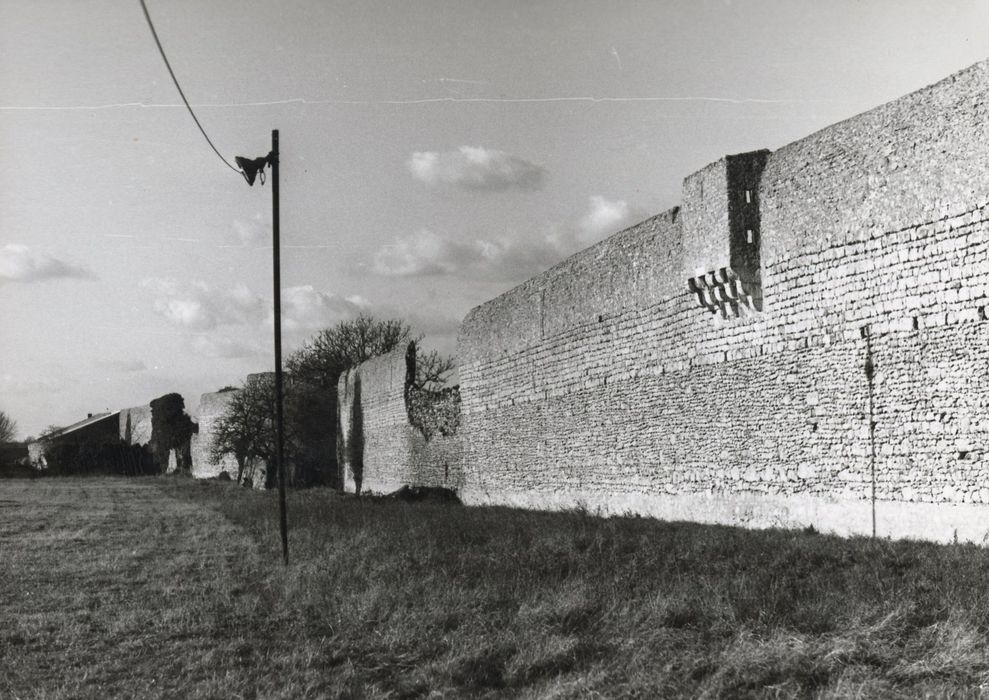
[[27, 410, 162, 475], [28, 412, 121, 470], [0, 441, 30, 474]]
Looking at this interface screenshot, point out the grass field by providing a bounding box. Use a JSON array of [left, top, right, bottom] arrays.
[[3, 478, 989, 698]]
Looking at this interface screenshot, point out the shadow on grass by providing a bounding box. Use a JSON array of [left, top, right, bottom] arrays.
[[162, 479, 989, 697]]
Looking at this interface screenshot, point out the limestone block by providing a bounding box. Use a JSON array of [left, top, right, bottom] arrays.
[[797, 462, 817, 480]]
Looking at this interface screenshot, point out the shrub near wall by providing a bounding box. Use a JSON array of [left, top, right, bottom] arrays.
[[42, 442, 156, 476]]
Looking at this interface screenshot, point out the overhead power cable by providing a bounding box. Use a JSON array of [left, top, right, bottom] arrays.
[[138, 0, 243, 177]]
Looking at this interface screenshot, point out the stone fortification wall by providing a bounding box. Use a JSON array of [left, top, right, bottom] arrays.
[[461, 209, 684, 372], [338, 344, 462, 495], [458, 59, 989, 543], [760, 61, 989, 264], [190, 390, 240, 480]]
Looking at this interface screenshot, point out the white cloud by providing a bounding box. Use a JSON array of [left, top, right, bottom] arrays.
[[579, 195, 632, 243], [372, 195, 640, 283], [408, 146, 545, 191], [232, 212, 269, 246], [274, 285, 370, 333], [374, 227, 578, 282], [0, 244, 94, 284], [373, 229, 478, 277], [190, 335, 260, 360], [142, 278, 265, 331], [142, 278, 372, 359]]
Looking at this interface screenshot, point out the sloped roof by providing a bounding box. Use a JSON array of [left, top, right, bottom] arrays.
[[42, 411, 120, 440]]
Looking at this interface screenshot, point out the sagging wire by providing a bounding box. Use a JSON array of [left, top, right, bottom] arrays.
[[138, 0, 248, 182]]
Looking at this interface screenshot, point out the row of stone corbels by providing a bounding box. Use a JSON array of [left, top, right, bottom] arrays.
[[687, 267, 761, 318]]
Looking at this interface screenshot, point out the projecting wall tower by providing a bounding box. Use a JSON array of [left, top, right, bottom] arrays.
[[683, 150, 769, 317]]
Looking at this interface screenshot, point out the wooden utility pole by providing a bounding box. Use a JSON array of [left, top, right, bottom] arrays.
[[143, 0, 289, 566], [271, 129, 289, 566], [235, 133, 288, 565]]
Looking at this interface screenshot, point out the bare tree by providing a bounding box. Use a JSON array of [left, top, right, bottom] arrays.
[[283, 314, 455, 487], [410, 348, 457, 390], [0, 411, 17, 444], [39, 425, 64, 440], [287, 315, 414, 386], [283, 315, 414, 487], [211, 375, 295, 487], [289, 314, 455, 389]]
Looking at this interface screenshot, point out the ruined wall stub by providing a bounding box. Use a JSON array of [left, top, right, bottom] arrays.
[[338, 344, 462, 495], [190, 389, 241, 480]]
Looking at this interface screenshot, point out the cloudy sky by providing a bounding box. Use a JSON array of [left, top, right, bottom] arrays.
[[2, 0, 988, 438]]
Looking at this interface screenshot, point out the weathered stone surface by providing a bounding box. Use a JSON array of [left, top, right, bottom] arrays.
[[119, 405, 152, 447], [338, 345, 462, 495], [457, 59, 989, 543], [190, 389, 240, 480]]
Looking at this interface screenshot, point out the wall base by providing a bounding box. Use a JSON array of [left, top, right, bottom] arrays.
[[460, 488, 989, 545]]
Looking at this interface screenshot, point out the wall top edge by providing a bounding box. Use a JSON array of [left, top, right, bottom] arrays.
[[458, 56, 989, 336], [766, 58, 988, 163], [685, 148, 774, 181], [461, 206, 682, 324]]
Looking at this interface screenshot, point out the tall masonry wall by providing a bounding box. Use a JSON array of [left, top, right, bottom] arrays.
[[458, 59, 989, 543], [338, 344, 463, 495]]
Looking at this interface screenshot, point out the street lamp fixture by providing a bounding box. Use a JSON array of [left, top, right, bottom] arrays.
[[235, 154, 273, 187]]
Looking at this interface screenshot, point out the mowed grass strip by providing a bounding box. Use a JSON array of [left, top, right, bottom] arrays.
[[6, 478, 989, 698], [0, 478, 285, 698]]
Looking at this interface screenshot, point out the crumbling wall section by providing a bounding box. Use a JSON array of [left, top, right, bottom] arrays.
[[149, 393, 195, 474], [458, 59, 989, 543], [338, 345, 462, 495], [190, 389, 240, 480]]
